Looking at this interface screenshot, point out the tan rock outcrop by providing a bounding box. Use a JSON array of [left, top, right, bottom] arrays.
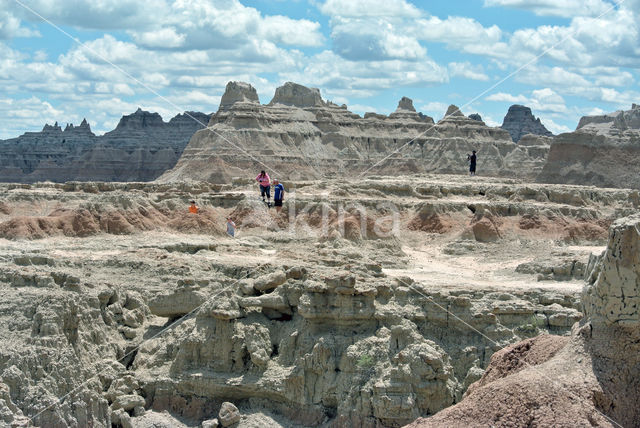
[[538, 103, 640, 189], [408, 214, 640, 427], [219, 81, 260, 111], [218, 402, 241, 427], [269, 81, 326, 108], [582, 214, 640, 326]]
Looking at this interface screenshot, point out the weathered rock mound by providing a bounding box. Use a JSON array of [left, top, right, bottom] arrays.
[[0, 182, 226, 239], [537, 104, 640, 189], [269, 81, 326, 107], [0, 109, 211, 183], [408, 214, 640, 427], [501, 104, 553, 143], [219, 81, 260, 111]]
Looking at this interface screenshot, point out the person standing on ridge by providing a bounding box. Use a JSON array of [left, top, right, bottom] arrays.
[[273, 179, 285, 213], [467, 150, 477, 176], [256, 170, 271, 206]]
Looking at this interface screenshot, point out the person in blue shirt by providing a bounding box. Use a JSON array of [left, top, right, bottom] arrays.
[[272, 179, 285, 213], [226, 217, 236, 237]]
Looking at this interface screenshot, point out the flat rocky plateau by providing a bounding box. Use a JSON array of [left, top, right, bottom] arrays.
[[0, 174, 637, 427]]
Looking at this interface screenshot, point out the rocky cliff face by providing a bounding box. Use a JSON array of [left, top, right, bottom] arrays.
[[0, 109, 211, 183], [159, 82, 548, 183], [537, 104, 640, 189], [409, 214, 640, 427], [501, 104, 553, 143]]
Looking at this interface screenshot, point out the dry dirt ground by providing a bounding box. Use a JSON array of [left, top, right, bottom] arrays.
[[0, 174, 636, 427]]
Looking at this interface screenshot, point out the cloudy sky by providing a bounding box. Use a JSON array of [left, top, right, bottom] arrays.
[[0, 0, 638, 138]]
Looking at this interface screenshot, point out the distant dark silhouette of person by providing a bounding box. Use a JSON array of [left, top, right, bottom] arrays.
[[468, 150, 477, 176]]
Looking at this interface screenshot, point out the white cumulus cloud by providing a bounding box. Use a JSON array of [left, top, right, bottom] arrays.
[[319, 0, 423, 18], [484, 0, 615, 18], [448, 62, 489, 81], [486, 88, 567, 114]]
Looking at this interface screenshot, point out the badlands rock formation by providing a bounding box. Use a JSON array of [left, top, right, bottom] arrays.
[[0, 174, 636, 427], [0, 109, 211, 183], [159, 81, 549, 183], [538, 103, 640, 189], [500, 104, 553, 143], [409, 213, 640, 427]]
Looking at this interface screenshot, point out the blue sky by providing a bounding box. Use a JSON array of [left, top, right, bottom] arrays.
[[0, 0, 638, 138]]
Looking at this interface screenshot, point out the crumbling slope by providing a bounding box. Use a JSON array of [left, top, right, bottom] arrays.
[[407, 214, 640, 427]]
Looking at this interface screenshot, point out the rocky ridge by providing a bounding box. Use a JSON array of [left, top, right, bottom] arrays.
[[159, 81, 549, 183], [537, 103, 640, 189], [0, 109, 211, 183], [501, 104, 553, 143]]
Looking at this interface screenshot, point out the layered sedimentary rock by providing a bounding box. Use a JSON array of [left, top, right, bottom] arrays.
[[537, 104, 640, 189], [0, 109, 210, 183], [410, 214, 640, 427], [0, 175, 631, 427], [501, 104, 553, 143], [159, 81, 549, 183]]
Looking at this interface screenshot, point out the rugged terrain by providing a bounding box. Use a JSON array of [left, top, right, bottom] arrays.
[[409, 213, 640, 427], [0, 109, 211, 183], [538, 103, 640, 189], [159, 82, 549, 183], [0, 174, 636, 427]]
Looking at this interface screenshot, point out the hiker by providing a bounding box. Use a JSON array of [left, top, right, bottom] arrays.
[[256, 170, 271, 205], [189, 200, 199, 214], [273, 179, 285, 213], [467, 150, 477, 176], [226, 217, 236, 237]]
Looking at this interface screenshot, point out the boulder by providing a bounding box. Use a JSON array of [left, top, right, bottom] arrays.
[[218, 402, 241, 427], [253, 271, 287, 292], [112, 394, 145, 411], [202, 419, 219, 428], [148, 288, 207, 318], [471, 217, 501, 242]]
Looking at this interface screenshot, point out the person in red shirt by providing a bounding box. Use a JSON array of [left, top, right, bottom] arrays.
[[189, 200, 199, 214]]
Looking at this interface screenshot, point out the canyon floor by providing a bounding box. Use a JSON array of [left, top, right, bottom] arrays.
[[0, 174, 636, 427]]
